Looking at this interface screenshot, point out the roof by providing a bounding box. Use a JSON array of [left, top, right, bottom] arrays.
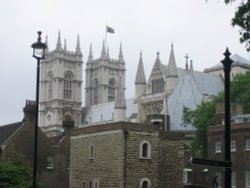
[[204, 54, 250, 73], [0, 122, 23, 146]]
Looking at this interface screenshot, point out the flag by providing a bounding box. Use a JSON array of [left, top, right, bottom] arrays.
[[106, 25, 115, 33]]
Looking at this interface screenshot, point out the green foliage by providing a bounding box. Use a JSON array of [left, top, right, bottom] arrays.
[[183, 71, 250, 158], [0, 153, 43, 188], [224, 0, 250, 51], [183, 101, 216, 158], [231, 71, 250, 113]]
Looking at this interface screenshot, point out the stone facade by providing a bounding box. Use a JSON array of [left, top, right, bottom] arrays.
[[70, 122, 185, 188]]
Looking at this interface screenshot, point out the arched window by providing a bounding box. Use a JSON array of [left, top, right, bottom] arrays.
[[64, 72, 73, 99], [151, 78, 164, 94], [140, 178, 151, 188], [47, 72, 53, 99], [93, 79, 98, 105], [140, 140, 151, 159], [108, 78, 116, 102]]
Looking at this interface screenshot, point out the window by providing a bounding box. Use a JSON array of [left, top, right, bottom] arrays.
[[48, 72, 53, 99], [94, 180, 99, 188], [214, 171, 222, 188], [215, 140, 222, 153], [140, 141, 151, 159], [89, 145, 94, 159], [232, 171, 236, 187], [108, 78, 115, 102], [152, 78, 164, 94], [82, 182, 86, 188], [183, 168, 192, 184], [246, 138, 250, 150], [231, 139, 236, 152], [246, 170, 250, 187], [140, 178, 151, 188], [89, 180, 93, 188], [64, 72, 73, 99], [46, 155, 54, 170], [93, 79, 98, 105]]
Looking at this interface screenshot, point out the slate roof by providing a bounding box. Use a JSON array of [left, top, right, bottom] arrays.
[[204, 54, 250, 72], [0, 122, 23, 146]]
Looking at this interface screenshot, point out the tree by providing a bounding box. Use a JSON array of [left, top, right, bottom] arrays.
[[0, 153, 43, 188], [224, 0, 250, 51], [183, 71, 250, 158]]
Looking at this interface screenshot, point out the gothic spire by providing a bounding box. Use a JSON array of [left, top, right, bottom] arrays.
[[118, 42, 124, 62], [56, 31, 63, 51], [64, 39, 67, 51], [75, 34, 82, 56], [135, 51, 146, 85], [100, 40, 106, 58], [45, 35, 49, 51], [88, 43, 93, 60], [155, 51, 161, 64], [166, 44, 178, 78], [106, 46, 110, 59]]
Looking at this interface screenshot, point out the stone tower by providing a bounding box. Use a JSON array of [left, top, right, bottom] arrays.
[[85, 41, 126, 106], [39, 32, 83, 137]]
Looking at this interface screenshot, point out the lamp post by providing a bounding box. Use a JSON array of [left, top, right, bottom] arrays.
[[31, 31, 47, 188], [221, 48, 233, 188]]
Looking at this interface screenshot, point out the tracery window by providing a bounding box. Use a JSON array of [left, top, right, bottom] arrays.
[[108, 78, 116, 102], [64, 72, 73, 99], [151, 78, 164, 94]]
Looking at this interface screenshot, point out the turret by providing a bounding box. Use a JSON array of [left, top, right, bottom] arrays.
[[114, 77, 127, 122], [165, 44, 178, 94], [100, 40, 106, 59], [118, 42, 124, 63], [75, 35, 82, 56], [55, 31, 63, 52], [135, 51, 146, 98]]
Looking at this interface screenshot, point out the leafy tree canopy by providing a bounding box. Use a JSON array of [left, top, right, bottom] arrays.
[[183, 71, 250, 158], [225, 0, 250, 50], [0, 153, 43, 188]]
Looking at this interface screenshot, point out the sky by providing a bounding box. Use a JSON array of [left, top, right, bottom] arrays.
[[0, 0, 249, 125]]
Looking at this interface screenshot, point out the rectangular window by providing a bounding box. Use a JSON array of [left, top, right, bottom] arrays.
[[246, 138, 250, 150], [215, 140, 222, 153], [231, 139, 236, 152], [246, 170, 250, 187], [46, 155, 54, 170], [89, 145, 94, 159], [232, 171, 236, 188]]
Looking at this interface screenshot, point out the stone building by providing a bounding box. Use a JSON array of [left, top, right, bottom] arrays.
[[39, 32, 83, 137], [70, 122, 185, 188], [0, 100, 71, 188]]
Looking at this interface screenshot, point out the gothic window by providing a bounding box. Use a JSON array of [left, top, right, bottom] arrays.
[[140, 178, 151, 188], [48, 72, 53, 99], [64, 72, 73, 99], [108, 78, 116, 102], [140, 140, 151, 159], [151, 78, 164, 94], [93, 79, 98, 105]]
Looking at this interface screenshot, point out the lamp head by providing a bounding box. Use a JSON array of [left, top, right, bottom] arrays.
[[31, 31, 47, 60]]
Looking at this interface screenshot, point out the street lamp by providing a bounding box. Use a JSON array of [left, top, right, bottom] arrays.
[[221, 48, 233, 188], [31, 31, 47, 188]]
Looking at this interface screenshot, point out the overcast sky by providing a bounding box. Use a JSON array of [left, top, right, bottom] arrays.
[[0, 0, 249, 125]]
